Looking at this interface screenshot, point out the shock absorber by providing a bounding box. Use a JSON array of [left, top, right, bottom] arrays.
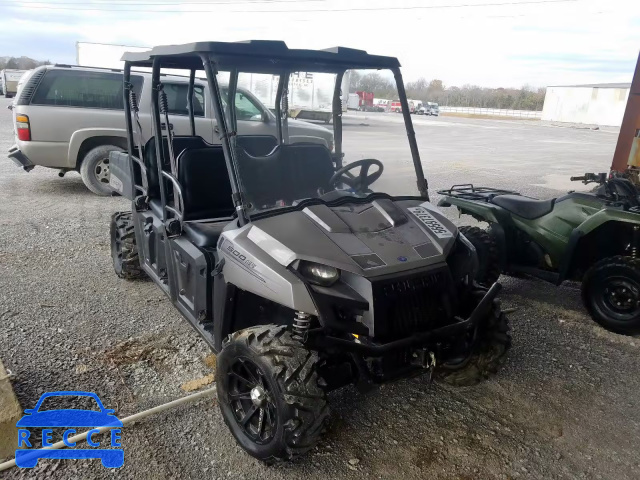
[[129, 90, 139, 112], [158, 89, 168, 115], [292, 311, 311, 339], [633, 226, 639, 257]]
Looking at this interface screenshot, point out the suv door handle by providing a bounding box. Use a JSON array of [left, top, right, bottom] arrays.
[[161, 122, 174, 131]]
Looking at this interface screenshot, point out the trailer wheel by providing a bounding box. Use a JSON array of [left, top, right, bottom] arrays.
[[216, 325, 329, 463], [110, 211, 145, 280], [438, 301, 511, 386], [582, 255, 640, 335], [459, 226, 501, 286]]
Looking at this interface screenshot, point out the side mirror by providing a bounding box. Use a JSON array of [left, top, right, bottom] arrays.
[[261, 111, 270, 123]]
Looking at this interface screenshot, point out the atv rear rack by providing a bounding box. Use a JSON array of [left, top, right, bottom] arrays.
[[437, 184, 520, 202]]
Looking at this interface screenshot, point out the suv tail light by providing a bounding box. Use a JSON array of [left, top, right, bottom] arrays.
[[16, 114, 31, 141]]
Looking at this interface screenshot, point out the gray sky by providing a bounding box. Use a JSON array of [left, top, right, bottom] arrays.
[[0, 0, 638, 88]]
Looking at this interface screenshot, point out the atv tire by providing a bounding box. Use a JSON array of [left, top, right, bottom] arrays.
[[438, 301, 511, 386], [110, 212, 145, 280], [216, 325, 329, 463], [582, 255, 640, 335], [460, 226, 501, 287]]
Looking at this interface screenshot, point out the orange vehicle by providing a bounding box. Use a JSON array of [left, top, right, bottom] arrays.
[[611, 52, 640, 178]]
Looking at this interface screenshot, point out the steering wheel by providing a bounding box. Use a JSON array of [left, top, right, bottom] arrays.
[[329, 159, 384, 193]]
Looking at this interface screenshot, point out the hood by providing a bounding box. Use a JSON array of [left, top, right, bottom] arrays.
[[248, 199, 458, 277], [287, 119, 333, 141]]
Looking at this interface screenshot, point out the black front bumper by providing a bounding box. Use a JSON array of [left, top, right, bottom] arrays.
[[310, 282, 502, 356], [8, 145, 34, 172]]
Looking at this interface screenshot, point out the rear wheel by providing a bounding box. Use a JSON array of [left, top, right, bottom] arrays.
[[80, 144, 123, 195], [110, 211, 145, 280], [438, 301, 511, 386], [216, 325, 329, 463], [459, 226, 501, 286], [582, 256, 640, 335]]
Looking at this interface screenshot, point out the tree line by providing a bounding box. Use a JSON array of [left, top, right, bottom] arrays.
[[349, 70, 545, 111], [0, 56, 50, 71]]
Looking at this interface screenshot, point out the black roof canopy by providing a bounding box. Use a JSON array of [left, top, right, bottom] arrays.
[[120, 40, 401, 73]]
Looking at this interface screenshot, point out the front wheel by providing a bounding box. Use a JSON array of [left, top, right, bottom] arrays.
[[216, 325, 329, 463], [438, 301, 511, 386], [459, 226, 501, 287], [582, 256, 640, 335]]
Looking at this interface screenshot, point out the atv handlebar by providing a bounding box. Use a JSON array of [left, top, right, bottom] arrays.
[[570, 173, 606, 184]]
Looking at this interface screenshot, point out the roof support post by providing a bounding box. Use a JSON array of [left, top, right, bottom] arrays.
[[201, 54, 247, 225], [393, 66, 429, 200]]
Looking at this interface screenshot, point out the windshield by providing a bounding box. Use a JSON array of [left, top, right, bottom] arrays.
[[226, 69, 422, 216]]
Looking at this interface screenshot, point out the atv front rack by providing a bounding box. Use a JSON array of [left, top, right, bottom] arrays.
[[437, 184, 519, 202]]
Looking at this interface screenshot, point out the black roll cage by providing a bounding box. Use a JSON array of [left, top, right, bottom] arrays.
[[122, 42, 429, 229]]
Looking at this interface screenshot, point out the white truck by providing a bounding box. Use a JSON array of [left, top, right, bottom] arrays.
[[1, 69, 27, 98]]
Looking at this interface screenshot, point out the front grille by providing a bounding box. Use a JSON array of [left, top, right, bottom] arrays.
[[372, 269, 453, 340]]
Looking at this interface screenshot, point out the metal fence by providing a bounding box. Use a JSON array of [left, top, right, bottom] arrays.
[[439, 106, 542, 119]]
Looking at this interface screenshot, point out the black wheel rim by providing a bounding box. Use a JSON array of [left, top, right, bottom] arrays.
[[596, 275, 640, 321], [227, 357, 277, 445]]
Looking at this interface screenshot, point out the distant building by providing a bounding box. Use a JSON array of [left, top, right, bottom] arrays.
[[541, 83, 631, 127]]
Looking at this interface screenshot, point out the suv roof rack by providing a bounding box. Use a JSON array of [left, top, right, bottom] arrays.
[[50, 63, 198, 80]]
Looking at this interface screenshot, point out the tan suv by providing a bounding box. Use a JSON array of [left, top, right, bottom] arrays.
[[8, 64, 334, 195]]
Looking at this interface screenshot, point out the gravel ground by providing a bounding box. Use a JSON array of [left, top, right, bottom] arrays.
[[1, 97, 640, 479]]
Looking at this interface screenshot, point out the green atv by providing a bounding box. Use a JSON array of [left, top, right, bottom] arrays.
[[438, 173, 640, 335]]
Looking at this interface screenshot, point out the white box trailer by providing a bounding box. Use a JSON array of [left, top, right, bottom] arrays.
[[1, 69, 27, 98], [76, 41, 149, 69]]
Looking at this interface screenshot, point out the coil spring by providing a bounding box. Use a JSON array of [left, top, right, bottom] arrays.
[[281, 88, 289, 118], [159, 90, 168, 115], [129, 91, 139, 112], [292, 311, 311, 339]]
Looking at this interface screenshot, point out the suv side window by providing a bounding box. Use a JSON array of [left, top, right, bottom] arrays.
[[220, 90, 264, 122], [30, 70, 143, 109], [162, 83, 205, 117]]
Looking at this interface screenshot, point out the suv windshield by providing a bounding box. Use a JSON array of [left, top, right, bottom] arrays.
[[228, 69, 422, 215]]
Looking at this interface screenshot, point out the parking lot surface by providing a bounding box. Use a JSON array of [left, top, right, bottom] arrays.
[[1, 96, 639, 479]]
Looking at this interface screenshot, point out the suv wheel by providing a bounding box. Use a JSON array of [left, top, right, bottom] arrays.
[[582, 255, 640, 335], [80, 144, 123, 196], [216, 325, 329, 463], [459, 226, 501, 286], [438, 300, 511, 386], [110, 212, 145, 280]]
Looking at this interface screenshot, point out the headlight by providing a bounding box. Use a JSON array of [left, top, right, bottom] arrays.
[[298, 261, 340, 286]]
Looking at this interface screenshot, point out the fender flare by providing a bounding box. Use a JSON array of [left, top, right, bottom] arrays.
[[558, 212, 640, 283], [68, 128, 128, 168]]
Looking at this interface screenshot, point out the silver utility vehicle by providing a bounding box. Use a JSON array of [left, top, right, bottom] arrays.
[[8, 65, 333, 195], [108, 41, 512, 462]]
